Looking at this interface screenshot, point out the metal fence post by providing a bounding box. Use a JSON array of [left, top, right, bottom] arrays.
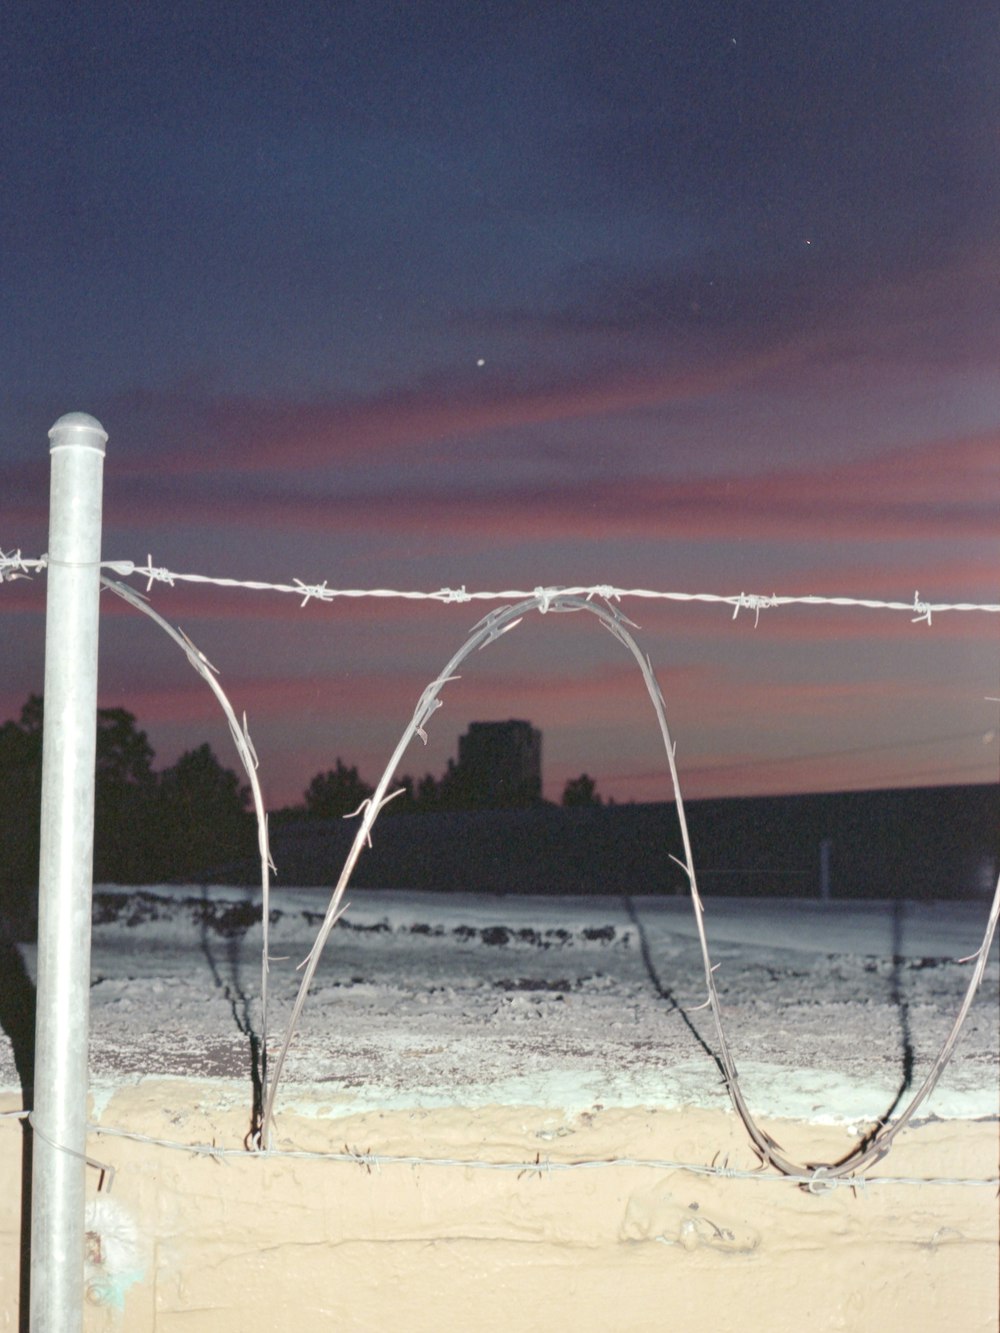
[[30, 413, 107, 1332]]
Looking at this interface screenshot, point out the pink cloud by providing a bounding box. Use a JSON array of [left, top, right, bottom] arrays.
[[86, 428, 998, 567], [98, 641, 988, 746]]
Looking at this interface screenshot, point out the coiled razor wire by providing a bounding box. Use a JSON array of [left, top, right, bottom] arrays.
[[252, 591, 1000, 1179], [2, 553, 998, 1183]]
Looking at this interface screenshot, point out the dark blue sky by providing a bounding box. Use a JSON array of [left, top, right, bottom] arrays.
[[2, 2, 997, 806]]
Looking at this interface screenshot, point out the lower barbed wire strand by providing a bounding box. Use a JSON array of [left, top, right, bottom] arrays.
[[2, 1107, 994, 1188], [61, 1121, 997, 1189]]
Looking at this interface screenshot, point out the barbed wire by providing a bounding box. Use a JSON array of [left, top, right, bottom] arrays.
[[3, 552, 997, 1183], [245, 589, 1000, 1173], [3, 550, 1000, 622], [0, 1109, 994, 1192]]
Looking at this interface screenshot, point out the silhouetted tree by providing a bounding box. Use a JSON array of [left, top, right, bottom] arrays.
[[0, 697, 44, 920], [18, 694, 43, 738], [0, 696, 161, 895], [96, 707, 155, 788], [415, 773, 441, 810], [154, 744, 253, 880], [561, 773, 602, 808], [0, 697, 256, 893], [435, 756, 478, 810], [93, 707, 158, 882], [303, 760, 374, 818]]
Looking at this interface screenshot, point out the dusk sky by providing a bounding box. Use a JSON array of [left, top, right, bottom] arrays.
[[2, 2, 998, 810]]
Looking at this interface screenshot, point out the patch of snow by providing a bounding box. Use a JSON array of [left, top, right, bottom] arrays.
[[2, 887, 996, 1127]]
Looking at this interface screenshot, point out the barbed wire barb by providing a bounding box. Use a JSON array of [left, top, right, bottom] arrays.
[[0, 548, 42, 582], [292, 578, 334, 607], [344, 786, 407, 846]]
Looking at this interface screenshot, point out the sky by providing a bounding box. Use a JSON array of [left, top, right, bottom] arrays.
[[1, 1, 998, 809]]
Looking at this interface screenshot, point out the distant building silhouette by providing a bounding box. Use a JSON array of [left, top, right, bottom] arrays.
[[454, 720, 542, 808]]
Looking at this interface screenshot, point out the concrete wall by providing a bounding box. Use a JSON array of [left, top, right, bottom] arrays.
[[268, 784, 999, 899], [2, 1083, 997, 1332]]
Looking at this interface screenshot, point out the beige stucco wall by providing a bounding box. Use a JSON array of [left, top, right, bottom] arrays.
[[1, 1082, 997, 1332]]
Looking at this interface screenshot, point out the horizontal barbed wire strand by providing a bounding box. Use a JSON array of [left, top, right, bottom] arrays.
[[2, 551, 1000, 620], [0, 1110, 995, 1192]]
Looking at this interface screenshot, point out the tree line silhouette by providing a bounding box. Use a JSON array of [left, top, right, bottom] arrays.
[[0, 696, 254, 901], [291, 758, 602, 821], [0, 696, 603, 906]]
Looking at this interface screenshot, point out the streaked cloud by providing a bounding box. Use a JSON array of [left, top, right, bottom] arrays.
[[89, 430, 996, 548]]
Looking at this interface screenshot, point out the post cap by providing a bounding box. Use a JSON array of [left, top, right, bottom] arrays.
[[48, 412, 108, 453]]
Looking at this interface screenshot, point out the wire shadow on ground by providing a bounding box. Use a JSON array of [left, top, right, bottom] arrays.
[[196, 890, 266, 1148], [622, 895, 724, 1079]]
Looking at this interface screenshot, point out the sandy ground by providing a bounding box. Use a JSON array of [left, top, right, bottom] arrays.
[[3, 886, 996, 1129]]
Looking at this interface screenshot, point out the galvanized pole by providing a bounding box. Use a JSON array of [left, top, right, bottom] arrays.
[[30, 413, 107, 1332]]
